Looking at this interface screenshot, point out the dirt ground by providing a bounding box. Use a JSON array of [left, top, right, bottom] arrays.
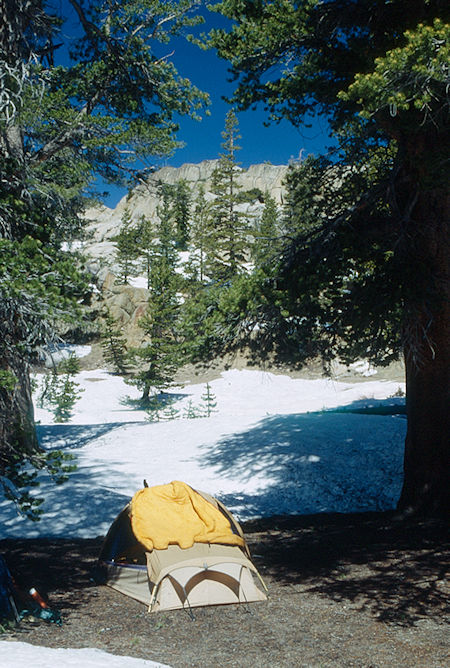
[[77, 342, 407, 386], [1, 512, 448, 667]]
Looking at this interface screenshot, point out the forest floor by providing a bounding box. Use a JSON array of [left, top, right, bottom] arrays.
[[1, 512, 448, 667]]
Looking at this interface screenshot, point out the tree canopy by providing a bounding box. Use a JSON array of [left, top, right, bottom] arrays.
[[207, 0, 449, 516], [0, 0, 208, 515]]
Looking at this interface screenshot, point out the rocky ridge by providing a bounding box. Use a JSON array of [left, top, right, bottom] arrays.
[[81, 161, 288, 349], [83, 160, 288, 265]]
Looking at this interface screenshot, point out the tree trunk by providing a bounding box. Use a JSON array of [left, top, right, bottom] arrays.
[[0, 350, 39, 477], [396, 140, 450, 517], [399, 326, 450, 517]]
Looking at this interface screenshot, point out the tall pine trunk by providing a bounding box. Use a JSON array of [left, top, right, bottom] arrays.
[[396, 134, 450, 516], [0, 351, 39, 477]]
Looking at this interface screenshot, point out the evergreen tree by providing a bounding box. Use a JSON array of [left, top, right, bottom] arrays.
[[208, 110, 251, 281], [209, 0, 450, 516], [100, 308, 129, 375], [0, 0, 207, 517], [129, 201, 182, 403], [136, 214, 156, 290], [38, 354, 83, 423], [172, 180, 192, 250], [280, 157, 333, 238], [113, 208, 140, 284], [186, 184, 213, 285], [156, 186, 178, 268], [201, 383, 217, 417], [252, 192, 280, 269]]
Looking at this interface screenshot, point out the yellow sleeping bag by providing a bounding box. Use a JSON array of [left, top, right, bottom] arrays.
[[130, 481, 245, 551]]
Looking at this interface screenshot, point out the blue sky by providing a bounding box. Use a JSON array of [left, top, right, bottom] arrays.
[[161, 29, 332, 169], [59, 2, 332, 207]]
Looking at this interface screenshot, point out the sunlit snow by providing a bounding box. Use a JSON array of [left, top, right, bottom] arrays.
[[0, 364, 407, 667], [0, 642, 169, 668], [0, 367, 406, 539]]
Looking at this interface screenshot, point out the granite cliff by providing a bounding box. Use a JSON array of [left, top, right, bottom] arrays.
[[80, 161, 288, 348], [83, 160, 288, 265]]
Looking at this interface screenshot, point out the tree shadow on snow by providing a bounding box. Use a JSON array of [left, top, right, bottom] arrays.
[[198, 408, 407, 518], [326, 395, 406, 416], [119, 391, 187, 410], [1, 422, 157, 546], [193, 401, 448, 627], [37, 422, 138, 450]]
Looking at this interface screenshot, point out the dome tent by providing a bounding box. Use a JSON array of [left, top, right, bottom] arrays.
[[97, 481, 267, 613]]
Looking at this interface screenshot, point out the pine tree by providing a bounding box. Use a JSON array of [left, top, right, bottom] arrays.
[[156, 186, 178, 270], [172, 180, 192, 250], [136, 214, 156, 290], [129, 198, 182, 403], [208, 110, 251, 282], [0, 0, 207, 517], [210, 1, 450, 515], [101, 308, 129, 375], [201, 383, 217, 417], [38, 354, 83, 423], [113, 208, 140, 284], [131, 288, 182, 404], [252, 192, 280, 269], [186, 184, 213, 285], [136, 186, 178, 290]]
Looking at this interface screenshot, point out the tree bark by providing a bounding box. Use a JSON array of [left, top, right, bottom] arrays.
[[0, 351, 39, 477], [399, 316, 450, 516], [396, 136, 450, 517]]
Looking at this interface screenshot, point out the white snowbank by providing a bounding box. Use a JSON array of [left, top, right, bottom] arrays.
[[0, 642, 169, 668], [0, 366, 407, 668], [0, 368, 406, 539]]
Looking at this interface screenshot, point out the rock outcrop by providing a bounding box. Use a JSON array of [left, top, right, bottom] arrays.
[[82, 160, 288, 349], [92, 270, 150, 347], [83, 160, 287, 263]]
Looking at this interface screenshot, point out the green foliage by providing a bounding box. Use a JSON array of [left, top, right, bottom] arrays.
[[0, 370, 17, 393], [2, 447, 76, 521], [185, 184, 213, 285], [204, 1, 450, 515], [135, 214, 156, 289], [252, 192, 280, 268], [200, 382, 217, 416], [113, 209, 141, 284], [172, 180, 192, 250], [208, 1, 447, 131], [340, 19, 450, 124], [37, 354, 84, 422], [162, 403, 181, 420], [204, 1, 449, 367], [208, 110, 251, 281], [101, 308, 129, 375], [58, 354, 81, 376], [156, 185, 179, 258], [143, 384, 218, 421], [182, 399, 203, 419], [128, 204, 183, 402], [1, 0, 208, 518], [237, 188, 264, 204], [181, 271, 278, 363], [276, 160, 405, 367], [0, 236, 90, 354]]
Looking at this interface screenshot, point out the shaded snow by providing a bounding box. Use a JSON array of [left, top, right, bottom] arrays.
[[0, 368, 406, 539], [0, 366, 407, 667]]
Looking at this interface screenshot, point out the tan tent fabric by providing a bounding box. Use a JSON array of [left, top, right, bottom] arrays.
[[146, 544, 267, 612], [98, 482, 267, 613], [103, 563, 151, 605], [131, 481, 245, 550]]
